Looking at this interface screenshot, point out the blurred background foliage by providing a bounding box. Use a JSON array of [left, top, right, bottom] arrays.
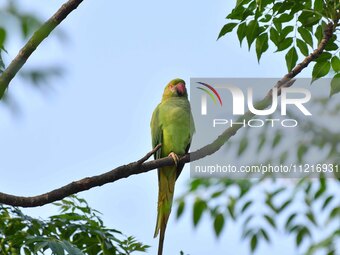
[[177, 1, 340, 254], [176, 96, 340, 254], [0, 0, 64, 109]]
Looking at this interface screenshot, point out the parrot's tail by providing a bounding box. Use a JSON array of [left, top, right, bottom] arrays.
[[157, 222, 167, 255], [154, 167, 176, 255]]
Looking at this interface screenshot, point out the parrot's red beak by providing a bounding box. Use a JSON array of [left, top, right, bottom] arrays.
[[176, 82, 186, 96]]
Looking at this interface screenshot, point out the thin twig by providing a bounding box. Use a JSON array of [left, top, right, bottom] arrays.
[[137, 144, 162, 165]]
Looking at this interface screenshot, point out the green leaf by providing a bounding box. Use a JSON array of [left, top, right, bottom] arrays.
[[273, 18, 282, 31], [264, 214, 276, 229], [265, 196, 278, 213], [296, 227, 311, 247], [288, 224, 300, 233], [315, 24, 324, 44], [23, 247, 31, 255], [256, 33, 269, 62], [285, 213, 297, 230], [328, 207, 340, 221], [257, 133, 266, 151], [272, 187, 291, 198], [331, 56, 340, 72], [244, 215, 254, 227], [306, 211, 317, 225], [330, 73, 340, 96], [246, 20, 259, 50], [189, 179, 204, 191], [211, 190, 224, 198], [325, 42, 338, 51], [305, 196, 312, 207], [227, 5, 251, 20], [241, 201, 252, 213], [259, 228, 270, 242], [279, 26, 294, 40], [176, 200, 185, 219], [322, 195, 334, 210], [275, 1, 294, 14], [237, 22, 247, 45], [34, 241, 49, 253], [315, 52, 332, 62], [236, 0, 252, 8], [297, 144, 308, 163], [312, 61, 331, 82], [238, 136, 248, 156], [296, 39, 309, 56], [314, 177, 326, 199], [328, 250, 336, 255], [260, 14, 272, 23], [298, 11, 321, 27], [218, 23, 238, 39], [193, 198, 206, 226], [20, 15, 42, 39], [285, 47, 298, 71], [277, 13, 294, 23], [296, 228, 304, 246], [242, 228, 254, 239], [213, 213, 225, 237], [250, 234, 258, 252], [276, 37, 293, 52], [279, 199, 292, 212], [48, 240, 65, 255], [60, 241, 85, 255], [298, 27, 313, 47], [272, 132, 282, 148], [0, 51, 5, 72], [227, 196, 236, 220], [0, 27, 6, 48], [314, 0, 324, 12], [270, 28, 280, 45], [279, 151, 288, 164]]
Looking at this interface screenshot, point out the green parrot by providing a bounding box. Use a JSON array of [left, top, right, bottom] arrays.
[[151, 78, 195, 255]]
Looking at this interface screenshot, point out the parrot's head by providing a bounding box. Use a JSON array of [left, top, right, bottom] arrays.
[[162, 78, 188, 100]]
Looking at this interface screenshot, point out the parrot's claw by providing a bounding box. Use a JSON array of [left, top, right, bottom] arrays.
[[168, 152, 179, 166]]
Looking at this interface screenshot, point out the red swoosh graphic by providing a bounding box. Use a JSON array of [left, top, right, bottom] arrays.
[[197, 82, 223, 106]]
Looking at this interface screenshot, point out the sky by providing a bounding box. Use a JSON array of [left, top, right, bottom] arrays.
[[0, 0, 321, 254]]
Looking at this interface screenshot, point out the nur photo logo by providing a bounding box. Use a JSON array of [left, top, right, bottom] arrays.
[[196, 82, 223, 115], [194, 79, 312, 128]]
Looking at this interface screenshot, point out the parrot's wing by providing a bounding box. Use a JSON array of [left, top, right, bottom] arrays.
[[151, 104, 163, 160], [176, 111, 195, 179], [151, 104, 164, 185]]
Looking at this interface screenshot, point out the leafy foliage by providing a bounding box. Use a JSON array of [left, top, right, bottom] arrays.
[[0, 0, 64, 100], [0, 0, 43, 70], [182, 3, 340, 251], [218, 0, 340, 95], [177, 96, 340, 254], [0, 196, 149, 255]]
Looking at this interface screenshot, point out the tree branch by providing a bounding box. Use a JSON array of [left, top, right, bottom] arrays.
[[0, 21, 337, 207], [0, 0, 84, 98]]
